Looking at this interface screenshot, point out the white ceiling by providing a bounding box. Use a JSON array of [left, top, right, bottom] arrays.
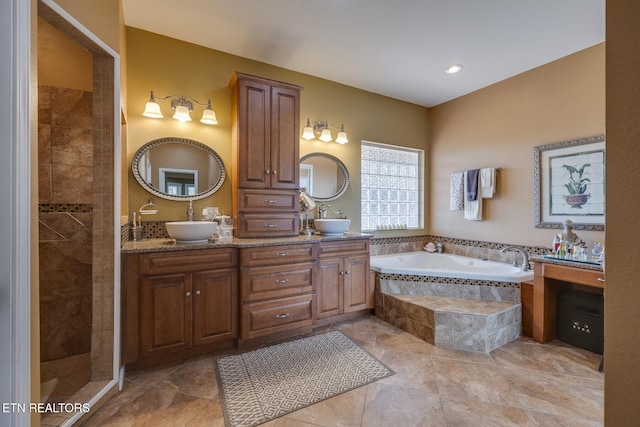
[[122, 0, 605, 107]]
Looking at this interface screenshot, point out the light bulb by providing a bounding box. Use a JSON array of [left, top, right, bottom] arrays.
[[173, 105, 192, 122]]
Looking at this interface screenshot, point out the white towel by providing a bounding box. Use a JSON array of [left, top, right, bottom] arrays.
[[480, 167, 496, 198], [464, 170, 482, 220], [449, 172, 464, 211]]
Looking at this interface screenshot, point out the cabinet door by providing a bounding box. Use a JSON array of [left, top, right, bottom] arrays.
[[270, 85, 300, 189], [317, 257, 343, 319], [193, 269, 238, 346], [139, 273, 193, 358], [344, 254, 372, 313], [237, 79, 271, 188]]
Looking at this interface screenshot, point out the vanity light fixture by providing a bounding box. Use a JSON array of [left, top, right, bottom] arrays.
[[301, 118, 348, 144], [444, 64, 463, 74], [143, 90, 218, 125]]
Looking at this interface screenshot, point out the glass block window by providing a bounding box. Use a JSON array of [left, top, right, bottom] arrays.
[[361, 141, 423, 231]]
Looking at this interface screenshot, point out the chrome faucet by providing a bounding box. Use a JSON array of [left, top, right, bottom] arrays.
[[187, 200, 194, 221], [318, 203, 331, 219], [499, 246, 530, 271]]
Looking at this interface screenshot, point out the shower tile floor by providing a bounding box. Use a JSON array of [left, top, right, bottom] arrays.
[[82, 315, 604, 426]]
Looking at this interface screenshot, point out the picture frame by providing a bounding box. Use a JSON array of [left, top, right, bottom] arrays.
[[534, 135, 605, 230]]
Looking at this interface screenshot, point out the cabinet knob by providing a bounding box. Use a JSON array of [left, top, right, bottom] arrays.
[[339, 271, 345, 276], [272, 170, 277, 175], [275, 313, 290, 319], [185, 291, 191, 297], [195, 290, 201, 295], [265, 170, 271, 174]]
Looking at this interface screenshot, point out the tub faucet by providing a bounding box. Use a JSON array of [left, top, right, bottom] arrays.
[[499, 246, 530, 271]]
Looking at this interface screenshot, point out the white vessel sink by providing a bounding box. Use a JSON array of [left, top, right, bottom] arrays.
[[314, 219, 351, 235], [165, 221, 218, 243]]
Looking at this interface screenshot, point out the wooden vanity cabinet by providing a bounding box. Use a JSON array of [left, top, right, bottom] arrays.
[[317, 239, 373, 321], [230, 71, 302, 237], [122, 248, 238, 367], [239, 244, 318, 340]]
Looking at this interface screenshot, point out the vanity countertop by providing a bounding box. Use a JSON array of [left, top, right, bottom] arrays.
[[121, 232, 373, 254], [530, 254, 603, 272]]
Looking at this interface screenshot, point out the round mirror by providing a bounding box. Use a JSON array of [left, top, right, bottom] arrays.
[[132, 137, 226, 201], [300, 153, 350, 202]]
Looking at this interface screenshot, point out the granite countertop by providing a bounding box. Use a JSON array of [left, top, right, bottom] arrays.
[[530, 254, 603, 272], [121, 232, 373, 254]]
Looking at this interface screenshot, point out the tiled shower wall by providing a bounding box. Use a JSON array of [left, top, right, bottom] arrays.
[[38, 85, 93, 362]]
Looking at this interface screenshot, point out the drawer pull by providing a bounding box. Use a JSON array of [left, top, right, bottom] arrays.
[[275, 279, 290, 284], [264, 224, 278, 228], [597, 278, 605, 282], [276, 252, 289, 257], [275, 313, 290, 319], [264, 199, 279, 204]]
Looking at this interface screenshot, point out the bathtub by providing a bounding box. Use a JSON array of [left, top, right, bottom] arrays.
[[370, 251, 533, 283]]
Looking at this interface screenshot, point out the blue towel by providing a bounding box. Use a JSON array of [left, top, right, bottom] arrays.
[[466, 169, 480, 201]]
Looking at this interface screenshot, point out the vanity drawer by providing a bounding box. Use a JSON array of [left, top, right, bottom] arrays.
[[241, 262, 316, 301], [241, 243, 318, 267], [241, 294, 315, 339], [236, 213, 299, 237], [319, 239, 370, 258], [140, 248, 237, 275], [237, 189, 298, 212]]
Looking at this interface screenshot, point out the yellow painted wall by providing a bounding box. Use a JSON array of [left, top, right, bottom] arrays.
[[605, 0, 640, 423], [429, 43, 605, 248], [52, 0, 120, 53], [126, 28, 429, 233], [37, 16, 93, 91]]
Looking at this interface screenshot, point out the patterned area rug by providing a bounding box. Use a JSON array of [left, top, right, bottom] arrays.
[[215, 330, 394, 427]]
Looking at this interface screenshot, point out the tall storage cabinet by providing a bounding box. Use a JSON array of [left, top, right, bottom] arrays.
[[230, 72, 302, 237]]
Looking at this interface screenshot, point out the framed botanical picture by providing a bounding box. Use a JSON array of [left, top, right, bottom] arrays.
[[534, 135, 605, 230]]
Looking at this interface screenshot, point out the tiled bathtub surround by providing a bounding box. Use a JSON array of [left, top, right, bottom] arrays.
[[371, 236, 530, 353], [377, 293, 521, 352], [376, 273, 520, 302], [375, 272, 522, 352]]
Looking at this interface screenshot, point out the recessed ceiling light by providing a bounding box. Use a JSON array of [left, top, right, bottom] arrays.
[[444, 64, 463, 74]]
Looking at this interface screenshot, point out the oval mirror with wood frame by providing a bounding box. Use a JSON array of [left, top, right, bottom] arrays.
[[132, 137, 226, 201], [299, 152, 350, 202]]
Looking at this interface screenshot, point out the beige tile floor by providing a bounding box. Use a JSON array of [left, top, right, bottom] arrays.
[[82, 316, 603, 427]]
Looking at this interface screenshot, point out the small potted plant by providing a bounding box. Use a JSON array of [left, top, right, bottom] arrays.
[[562, 163, 591, 208]]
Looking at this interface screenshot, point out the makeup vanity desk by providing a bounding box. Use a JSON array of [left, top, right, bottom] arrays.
[[531, 256, 604, 344]]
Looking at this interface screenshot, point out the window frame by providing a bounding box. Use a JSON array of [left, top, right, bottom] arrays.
[[360, 140, 425, 232]]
